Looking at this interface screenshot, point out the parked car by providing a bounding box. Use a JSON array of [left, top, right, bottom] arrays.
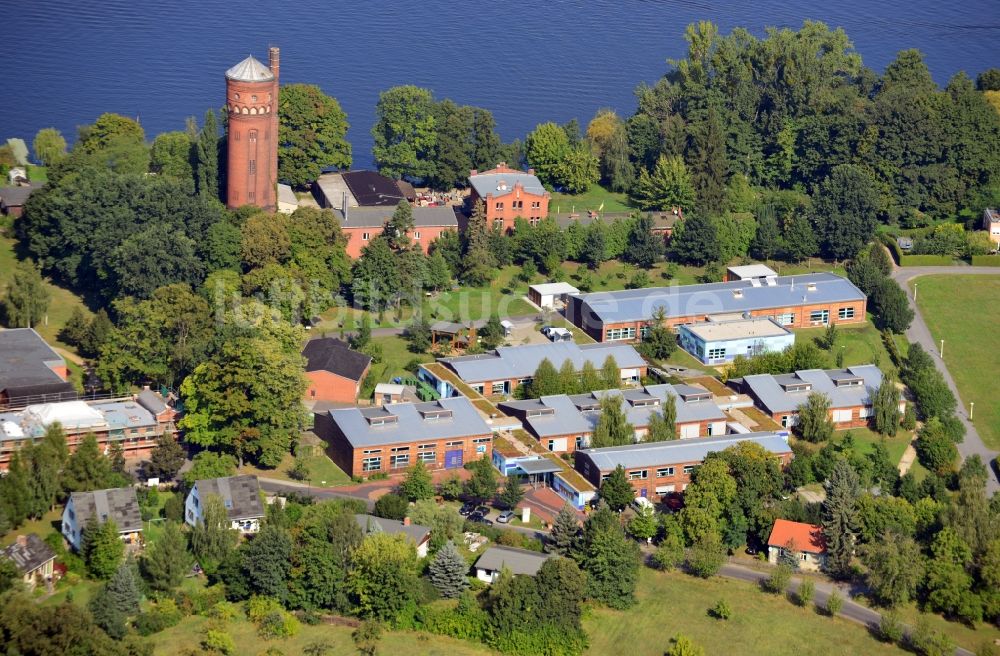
[[475, 505, 490, 516], [540, 325, 553, 337], [547, 327, 572, 342], [497, 510, 515, 524], [468, 512, 493, 527], [632, 496, 654, 513], [458, 501, 477, 516]]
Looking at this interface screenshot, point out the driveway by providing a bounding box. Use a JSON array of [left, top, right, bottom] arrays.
[[890, 266, 1000, 494]]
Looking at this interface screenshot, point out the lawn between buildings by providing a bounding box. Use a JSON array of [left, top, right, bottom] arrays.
[[910, 274, 1000, 450]]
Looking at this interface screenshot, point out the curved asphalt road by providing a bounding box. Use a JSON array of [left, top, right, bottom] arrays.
[[890, 266, 1000, 495], [720, 563, 975, 656]]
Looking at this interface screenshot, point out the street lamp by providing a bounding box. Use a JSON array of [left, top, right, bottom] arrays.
[[939, 339, 945, 358], [969, 402, 974, 421], [913, 282, 917, 301]]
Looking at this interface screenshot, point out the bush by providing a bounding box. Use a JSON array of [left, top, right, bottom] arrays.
[[247, 596, 283, 623], [879, 608, 904, 644], [163, 494, 185, 522], [796, 580, 815, 607], [203, 629, 236, 655], [709, 599, 732, 620], [373, 493, 408, 520], [210, 600, 241, 622], [762, 564, 792, 594], [258, 610, 300, 639], [825, 591, 844, 616], [971, 255, 1000, 266], [908, 617, 956, 656], [134, 600, 183, 636]]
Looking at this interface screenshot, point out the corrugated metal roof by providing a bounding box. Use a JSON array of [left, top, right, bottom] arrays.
[[225, 55, 274, 82], [328, 397, 491, 447], [741, 365, 883, 414], [575, 273, 865, 324], [441, 342, 645, 384], [580, 431, 791, 471]]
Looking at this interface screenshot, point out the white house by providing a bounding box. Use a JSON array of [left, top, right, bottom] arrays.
[[185, 475, 265, 534], [474, 545, 555, 583], [983, 208, 1000, 246], [61, 487, 143, 552], [528, 282, 580, 310]]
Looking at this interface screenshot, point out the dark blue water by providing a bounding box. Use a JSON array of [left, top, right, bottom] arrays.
[[4, 0, 997, 169]]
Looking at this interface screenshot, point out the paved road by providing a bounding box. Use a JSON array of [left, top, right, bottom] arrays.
[[890, 266, 1000, 494], [719, 563, 975, 656], [259, 477, 376, 511]]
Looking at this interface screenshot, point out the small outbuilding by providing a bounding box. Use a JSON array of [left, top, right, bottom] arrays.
[[767, 519, 827, 572], [528, 282, 580, 310], [277, 183, 298, 214], [725, 264, 778, 283], [474, 545, 555, 583], [302, 337, 372, 404]]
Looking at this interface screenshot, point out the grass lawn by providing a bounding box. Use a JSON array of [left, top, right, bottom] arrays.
[[0, 232, 92, 356], [910, 275, 1000, 450], [0, 507, 62, 547], [238, 449, 352, 488], [148, 614, 492, 656], [793, 320, 895, 374], [583, 568, 902, 656], [549, 183, 633, 214], [365, 334, 435, 388], [834, 426, 912, 465]]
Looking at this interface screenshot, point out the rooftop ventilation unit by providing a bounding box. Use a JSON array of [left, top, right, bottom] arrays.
[[807, 282, 817, 291], [732, 289, 744, 298], [764, 276, 777, 286]]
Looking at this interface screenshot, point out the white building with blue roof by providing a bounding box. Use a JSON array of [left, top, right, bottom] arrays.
[[565, 272, 866, 342]]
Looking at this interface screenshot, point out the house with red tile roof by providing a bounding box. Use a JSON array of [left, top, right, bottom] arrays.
[[767, 519, 827, 572]]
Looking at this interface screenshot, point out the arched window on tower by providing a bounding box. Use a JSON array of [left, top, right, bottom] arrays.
[[249, 130, 257, 143]]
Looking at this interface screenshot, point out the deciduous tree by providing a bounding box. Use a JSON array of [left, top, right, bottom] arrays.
[[795, 392, 834, 443], [278, 83, 351, 187], [598, 465, 635, 511], [630, 155, 695, 212], [32, 127, 67, 166], [349, 532, 420, 621], [372, 85, 437, 181], [3, 259, 49, 329], [591, 395, 634, 449]]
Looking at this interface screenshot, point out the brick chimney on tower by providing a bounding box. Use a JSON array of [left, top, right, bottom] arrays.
[[268, 47, 280, 193]]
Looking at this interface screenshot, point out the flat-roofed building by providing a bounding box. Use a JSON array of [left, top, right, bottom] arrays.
[[313, 397, 493, 478], [499, 383, 728, 454], [422, 342, 647, 398], [729, 364, 901, 430], [0, 328, 74, 409], [565, 273, 866, 343], [574, 431, 793, 500], [677, 317, 795, 365], [725, 264, 778, 282], [528, 282, 580, 310], [0, 391, 177, 471]]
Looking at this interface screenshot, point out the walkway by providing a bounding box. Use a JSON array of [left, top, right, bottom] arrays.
[[890, 266, 1000, 494]]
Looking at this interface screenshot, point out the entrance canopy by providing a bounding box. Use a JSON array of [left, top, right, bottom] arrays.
[[516, 459, 562, 476]]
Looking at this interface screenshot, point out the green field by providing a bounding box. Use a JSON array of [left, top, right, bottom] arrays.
[[584, 568, 903, 656], [793, 320, 896, 374], [911, 275, 1000, 449], [549, 183, 634, 214], [0, 233, 92, 358]]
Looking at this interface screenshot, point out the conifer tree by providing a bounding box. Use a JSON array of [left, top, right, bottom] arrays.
[[428, 540, 469, 598], [690, 108, 729, 215], [577, 504, 640, 608], [106, 559, 142, 615], [146, 433, 186, 481], [549, 504, 581, 555], [82, 517, 125, 580], [498, 475, 524, 510], [461, 200, 497, 286], [822, 459, 861, 579], [141, 521, 192, 593], [599, 465, 635, 511], [750, 208, 782, 261], [63, 433, 113, 493], [197, 109, 219, 200]]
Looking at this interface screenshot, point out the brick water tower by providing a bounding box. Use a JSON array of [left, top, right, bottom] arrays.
[[225, 47, 280, 211]]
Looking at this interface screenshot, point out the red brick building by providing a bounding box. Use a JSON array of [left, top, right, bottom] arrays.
[[313, 397, 492, 478], [729, 365, 903, 430], [301, 337, 372, 404], [566, 273, 867, 343], [225, 47, 279, 211], [574, 432, 793, 501], [331, 205, 459, 259], [468, 163, 549, 233]]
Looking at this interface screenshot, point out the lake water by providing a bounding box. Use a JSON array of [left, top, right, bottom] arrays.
[[4, 0, 998, 169]]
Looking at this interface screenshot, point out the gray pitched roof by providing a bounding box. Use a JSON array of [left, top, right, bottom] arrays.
[[580, 431, 792, 471], [469, 170, 546, 199], [136, 389, 168, 415], [302, 337, 372, 381], [441, 342, 646, 384], [573, 273, 865, 324], [195, 475, 264, 521], [740, 365, 883, 414], [355, 514, 430, 545], [327, 396, 491, 448], [0, 185, 38, 207], [2, 534, 55, 574], [69, 487, 142, 533], [500, 383, 725, 438], [333, 205, 459, 229], [474, 546, 555, 576], [225, 55, 274, 82], [0, 328, 68, 392]]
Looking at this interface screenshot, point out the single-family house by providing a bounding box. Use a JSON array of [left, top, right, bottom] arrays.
[[729, 365, 900, 430], [302, 337, 372, 404], [767, 519, 827, 572], [185, 475, 265, 534], [983, 208, 1000, 246], [314, 397, 493, 478], [62, 487, 143, 552], [2, 534, 56, 589], [0, 184, 40, 218], [355, 514, 431, 558], [474, 545, 555, 583]]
